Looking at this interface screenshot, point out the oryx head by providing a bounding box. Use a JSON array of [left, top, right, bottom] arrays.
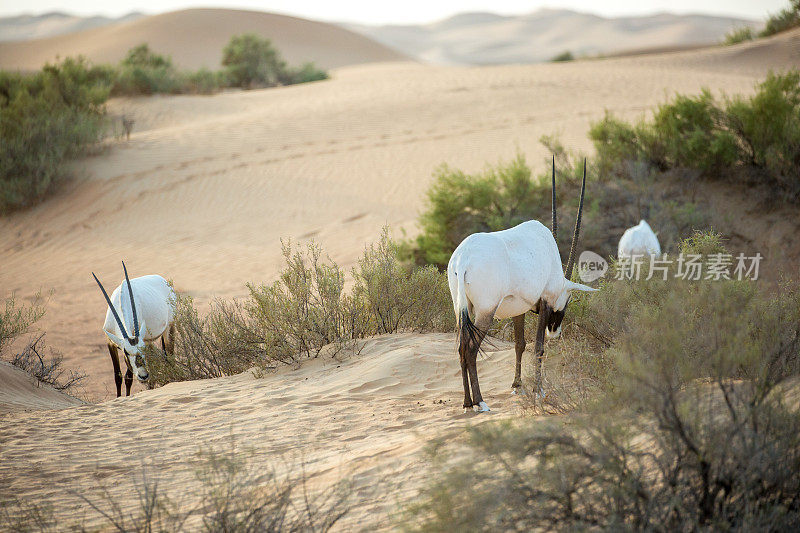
[[93, 262, 150, 382], [548, 157, 596, 339]]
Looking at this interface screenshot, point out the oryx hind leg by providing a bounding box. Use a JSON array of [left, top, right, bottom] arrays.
[[511, 314, 526, 391], [161, 322, 175, 355], [108, 343, 123, 398], [467, 314, 492, 412]]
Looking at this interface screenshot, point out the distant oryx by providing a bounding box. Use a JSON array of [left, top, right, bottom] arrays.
[[447, 158, 597, 412], [92, 263, 176, 397], [618, 219, 661, 259]]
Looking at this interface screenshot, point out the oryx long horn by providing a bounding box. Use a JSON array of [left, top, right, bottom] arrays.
[[121, 261, 139, 340], [551, 154, 557, 240], [564, 158, 587, 280], [92, 272, 131, 342]]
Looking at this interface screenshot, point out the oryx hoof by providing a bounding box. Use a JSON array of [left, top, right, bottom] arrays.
[[472, 401, 491, 412], [512, 387, 526, 395]]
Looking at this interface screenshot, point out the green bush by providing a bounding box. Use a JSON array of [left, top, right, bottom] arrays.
[[412, 154, 551, 267], [280, 62, 329, 85], [222, 33, 287, 89], [355, 228, 454, 334], [761, 0, 800, 37], [407, 147, 711, 271], [0, 57, 110, 213], [590, 70, 800, 202], [723, 26, 755, 45], [550, 50, 574, 62], [407, 274, 800, 531], [112, 44, 184, 95]]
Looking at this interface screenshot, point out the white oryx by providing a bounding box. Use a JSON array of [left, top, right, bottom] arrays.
[[447, 158, 597, 412], [92, 262, 176, 397], [618, 219, 661, 259]]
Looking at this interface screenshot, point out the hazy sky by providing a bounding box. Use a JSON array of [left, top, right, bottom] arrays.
[[1, 0, 787, 24]]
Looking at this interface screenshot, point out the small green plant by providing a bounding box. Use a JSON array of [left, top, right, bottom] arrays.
[[723, 26, 755, 45], [550, 50, 574, 62]]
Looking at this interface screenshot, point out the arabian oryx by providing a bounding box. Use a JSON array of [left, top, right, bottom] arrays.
[[92, 262, 176, 397], [618, 219, 661, 259], [447, 158, 597, 412]]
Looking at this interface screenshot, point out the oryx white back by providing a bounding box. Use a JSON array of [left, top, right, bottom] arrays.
[[102, 275, 175, 347], [618, 219, 661, 259]]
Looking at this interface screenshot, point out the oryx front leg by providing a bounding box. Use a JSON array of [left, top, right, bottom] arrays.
[[108, 343, 123, 398], [532, 304, 551, 397], [124, 369, 134, 396]]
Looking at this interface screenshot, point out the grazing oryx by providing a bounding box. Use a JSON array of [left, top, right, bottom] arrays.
[[447, 158, 596, 412], [92, 262, 176, 397], [618, 219, 661, 259]]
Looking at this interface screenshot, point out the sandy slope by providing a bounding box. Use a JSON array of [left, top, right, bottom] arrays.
[[347, 8, 759, 65], [0, 334, 526, 529], [1, 29, 800, 529], [2, 32, 799, 400], [0, 361, 83, 413], [0, 8, 407, 71]]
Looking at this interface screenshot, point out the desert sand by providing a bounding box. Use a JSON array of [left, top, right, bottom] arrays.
[[2, 21, 800, 529]]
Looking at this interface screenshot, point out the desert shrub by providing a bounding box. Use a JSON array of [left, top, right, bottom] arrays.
[[679, 228, 728, 255], [761, 0, 800, 37], [4, 442, 353, 531], [407, 146, 711, 271], [280, 62, 329, 85], [150, 231, 454, 385], [650, 91, 740, 173], [145, 292, 270, 387], [355, 228, 454, 333], [407, 277, 800, 531], [112, 44, 184, 95], [723, 26, 754, 45], [550, 50, 574, 62], [725, 70, 800, 199], [222, 33, 287, 89], [411, 154, 551, 267], [246, 240, 367, 362], [590, 70, 800, 202], [183, 68, 224, 94], [0, 293, 46, 354], [0, 57, 109, 213], [10, 334, 86, 391], [0, 293, 85, 391]]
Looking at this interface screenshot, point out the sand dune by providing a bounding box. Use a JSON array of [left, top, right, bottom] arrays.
[[0, 8, 408, 71], [0, 361, 83, 413], [2, 30, 799, 401], [0, 11, 144, 42], [0, 333, 526, 529], [347, 8, 759, 65], [1, 26, 800, 529]]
